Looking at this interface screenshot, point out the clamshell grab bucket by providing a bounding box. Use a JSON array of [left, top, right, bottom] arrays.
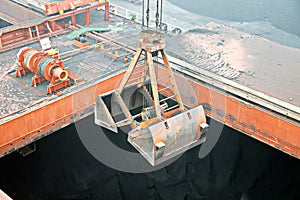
[[94, 29, 209, 166]]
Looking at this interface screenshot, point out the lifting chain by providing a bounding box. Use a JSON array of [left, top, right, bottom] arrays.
[[142, 0, 163, 30], [155, 0, 159, 29], [146, 0, 150, 28]]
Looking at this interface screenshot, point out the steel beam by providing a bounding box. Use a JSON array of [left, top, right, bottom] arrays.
[[117, 48, 142, 92], [85, 9, 91, 26], [161, 49, 184, 111], [147, 52, 162, 120], [71, 14, 76, 26]]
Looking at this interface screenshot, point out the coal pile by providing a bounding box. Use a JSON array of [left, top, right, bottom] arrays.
[[0, 115, 300, 200]]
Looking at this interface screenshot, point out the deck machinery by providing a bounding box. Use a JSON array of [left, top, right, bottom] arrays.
[[95, 28, 209, 166], [16, 47, 71, 94]]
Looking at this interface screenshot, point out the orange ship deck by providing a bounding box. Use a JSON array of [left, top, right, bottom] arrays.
[[0, 2, 299, 161]]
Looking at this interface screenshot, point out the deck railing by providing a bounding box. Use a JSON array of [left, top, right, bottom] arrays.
[[99, 3, 186, 33]]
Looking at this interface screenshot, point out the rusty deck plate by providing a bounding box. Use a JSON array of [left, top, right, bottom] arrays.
[[0, 9, 140, 118]]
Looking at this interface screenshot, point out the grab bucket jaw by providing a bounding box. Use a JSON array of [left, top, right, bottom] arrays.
[[128, 105, 208, 166], [94, 93, 118, 133]]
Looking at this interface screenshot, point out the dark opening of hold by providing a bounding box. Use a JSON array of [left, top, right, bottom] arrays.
[[0, 19, 12, 28]]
